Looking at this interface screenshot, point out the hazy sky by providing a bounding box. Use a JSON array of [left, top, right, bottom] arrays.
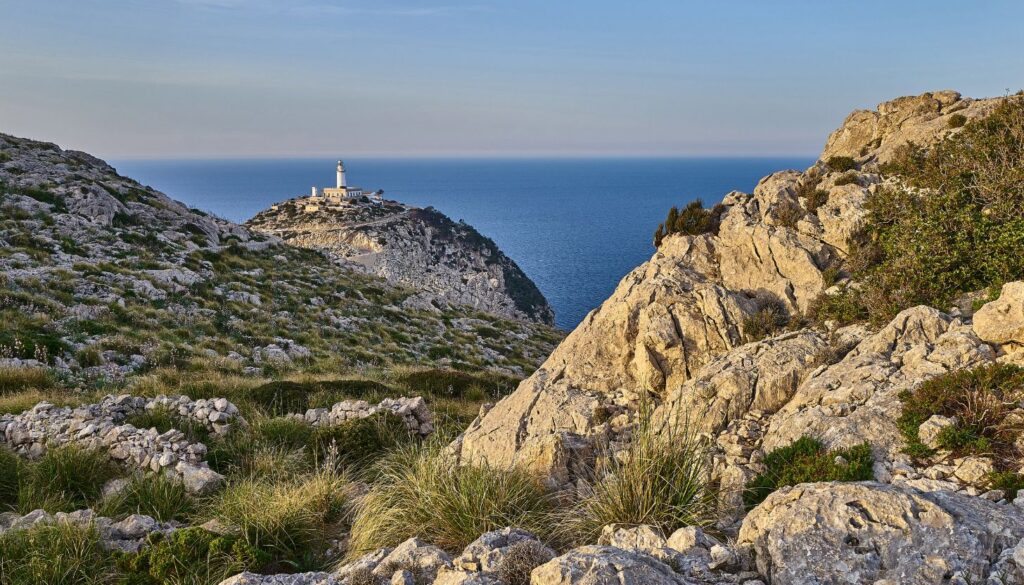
[[2, 0, 1022, 158]]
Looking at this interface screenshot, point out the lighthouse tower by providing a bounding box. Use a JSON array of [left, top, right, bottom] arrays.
[[336, 160, 346, 189]]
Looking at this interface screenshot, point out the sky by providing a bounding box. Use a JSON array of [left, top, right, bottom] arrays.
[[1, 0, 1022, 159]]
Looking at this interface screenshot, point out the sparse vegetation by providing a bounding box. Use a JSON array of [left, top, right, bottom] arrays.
[[497, 540, 556, 585], [0, 522, 117, 585], [948, 113, 968, 128], [742, 291, 791, 342], [743, 436, 874, 510], [16, 445, 120, 514], [897, 363, 1024, 465]]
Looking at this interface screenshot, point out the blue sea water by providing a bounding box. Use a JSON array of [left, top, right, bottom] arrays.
[[112, 158, 812, 330]]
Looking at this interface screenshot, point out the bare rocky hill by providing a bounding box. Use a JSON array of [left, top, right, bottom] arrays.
[[246, 198, 554, 325]]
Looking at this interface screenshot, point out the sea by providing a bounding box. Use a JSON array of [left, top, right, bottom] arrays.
[[112, 158, 812, 330]]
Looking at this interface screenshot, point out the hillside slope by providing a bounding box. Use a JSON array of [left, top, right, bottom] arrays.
[[0, 133, 562, 380], [246, 199, 554, 325]]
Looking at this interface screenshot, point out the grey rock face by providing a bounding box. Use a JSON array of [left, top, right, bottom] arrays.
[[530, 545, 690, 585], [247, 203, 554, 325], [738, 482, 1024, 585]]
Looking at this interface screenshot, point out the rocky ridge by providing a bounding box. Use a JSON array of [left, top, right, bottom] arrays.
[[246, 200, 554, 325]]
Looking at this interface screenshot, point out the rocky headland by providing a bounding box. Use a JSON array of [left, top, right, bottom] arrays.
[[246, 199, 554, 325]]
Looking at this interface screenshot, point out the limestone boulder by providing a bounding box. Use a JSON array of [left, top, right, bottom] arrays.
[[973, 281, 1024, 348], [738, 482, 1024, 585], [530, 545, 690, 585]]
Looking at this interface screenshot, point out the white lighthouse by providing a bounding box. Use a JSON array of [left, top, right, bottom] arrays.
[[336, 160, 346, 189]]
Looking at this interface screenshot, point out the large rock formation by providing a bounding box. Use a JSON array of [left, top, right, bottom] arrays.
[[246, 201, 554, 325], [453, 91, 1015, 485]]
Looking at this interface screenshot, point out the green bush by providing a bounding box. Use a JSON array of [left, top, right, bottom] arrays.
[[99, 473, 194, 522], [17, 445, 120, 513], [76, 346, 103, 368], [947, 113, 968, 128], [308, 411, 412, 469], [653, 200, 726, 247], [988, 471, 1024, 499], [0, 522, 117, 585], [826, 155, 857, 172], [743, 436, 873, 510], [897, 363, 1024, 464], [808, 286, 869, 326], [348, 441, 552, 555], [560, 414, 715, 546], [833, 172, 859, 186], [120, 527, 266, 585], [856, 97, 1024, 324]]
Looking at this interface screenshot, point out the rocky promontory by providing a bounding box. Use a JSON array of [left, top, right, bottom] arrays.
[[246, 199, 554, 325]]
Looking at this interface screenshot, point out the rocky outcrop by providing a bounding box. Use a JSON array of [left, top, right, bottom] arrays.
[[821, 90, 1002, 165], [737, 482, 1024, 585], [452, 91, 1016, 486], [246, 202, 553, 325]]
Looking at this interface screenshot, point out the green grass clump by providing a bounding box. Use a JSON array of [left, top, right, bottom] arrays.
[[121, 527, 267, 585], [743, 436, 874, 510], [826, 155, 857, 172], [347, 441, 553, 555], [559, 415, 716, 546], [897, 363, 1024, 464], [17, 445, 121, 514], [253, 417, 314, 451], [212, 470, 351, 572], [0, 522, 117, 585], [0, 367, 52, 395], [308, 411, 413, 470], [0, 447, 21, 510], [988, 471, 1024, 499], [98, 473, 195, 522]]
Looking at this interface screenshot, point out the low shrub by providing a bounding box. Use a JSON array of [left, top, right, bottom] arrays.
[[498, 540, 556, 585], [897, 364, 1024, 465], [743, 436, 873, 510], [988, 471, 1024, 499], [826, 155, 857, 172], [75, 346, 103, 368], [742, 291, 790, 342], [808, 286, 869, 327], [802, 189, 830, 213], [212, 470, 351, 572], [308, 411, 412, 469], [833, 172, 859, 186], [347, 442, 552, 555], [653, 200, 726, 247], [947, 113, 968, 128], [0, 522, 117, 585], [121, 526, 266, 585], [17, 445, 121, 513], [99, 473, 195, 522]]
